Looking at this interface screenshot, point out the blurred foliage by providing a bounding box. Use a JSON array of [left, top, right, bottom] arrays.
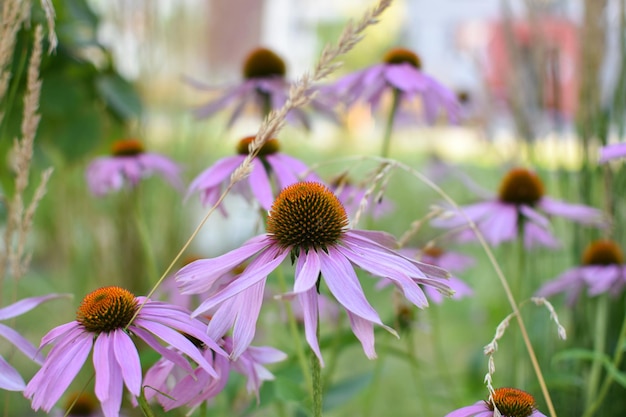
[[0, 0, 142, 173]]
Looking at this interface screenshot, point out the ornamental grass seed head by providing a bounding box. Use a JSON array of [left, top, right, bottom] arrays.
[[24, 286, 225, 417], [177, 182, 452, 365], [86, 139, 183, 197], [432, 167, 605, 248]]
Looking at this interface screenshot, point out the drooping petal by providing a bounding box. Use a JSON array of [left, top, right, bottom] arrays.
[[346, 311, 377, 359], [0, 293, 68, 321], [539, 197, 605, 226], [112, 330, 142, 396], [248, 160, 274, 210], [298, 288, 323, 365], [293, 250, 321, 293], [134, 318, 218, 378], [0, 323, 43, 364], [192, 246, 288, 315], [177, 235, 271, 294], [0, 356, 25, 391], [231, 279, 267, 359], [444, 401, 490, 417], [318, 248, 383, 325]]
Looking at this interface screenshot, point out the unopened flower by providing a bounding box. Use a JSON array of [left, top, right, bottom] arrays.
[[410, 246, 474, 303], [143, 336, 286, 411], [0, 294, 66, 391], [536, 239, 626, 305], [330, 47, 460, 124], [187, 47, 336, 128], [445, 387, 546, 417], [432, 168, 605, 248], [178, 182, 451, 364], [86, 139, 183, 196], [330, 173, 394, 219], [187, 136, 319, 211], [24, 287, 224, 417]]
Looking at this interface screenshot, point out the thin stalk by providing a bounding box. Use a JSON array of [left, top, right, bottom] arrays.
[[584, 296, 609, 411], [275, 266, 314, 400], [406, 330, 432, 415], [133, 186, 160, 289], [380, 88, 401, 158], [312, 318, 323, 417], [514, 226, 527, 388]]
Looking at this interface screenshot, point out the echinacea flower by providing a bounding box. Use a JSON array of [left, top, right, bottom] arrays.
[[177, 182, 452, 364], [0, 294, 66, 391], [536, 239, 626, 305], [143, 336, 286, 411], [599, 143, 626, 163], [86, 139, 183, 197], [187, 136, 319, 211], [330, 47, 460, 125], [432, 167, 605, 248], [445, 387, 547, 417], [187, 47, 336, 128], [24, 286, 224, 417]]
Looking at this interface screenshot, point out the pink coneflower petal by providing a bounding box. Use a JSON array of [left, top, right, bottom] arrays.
[[319, 248, 384, 326], [599, 143, 626, 163], [299, 289, 323, 364], [112, 330, 142, 396], [231, 280, 266, 359], [347, 312, 377, 359], [0, 357, 26, 391], [0, 324, 43, 364], [385, 64, 426, 91], [294, 250, 321, 293], [178, 235, 271, 294], [192, 247, 288, 316], [249, 160, 274, 209], [538, 196, 604, 225]]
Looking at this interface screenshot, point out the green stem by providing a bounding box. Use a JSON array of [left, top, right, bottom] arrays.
[[585, 296, 609, 411], [274, 266, 314, 399], [132, 186, 160, 289], [429, 306, 461, 407], [514, 226, 527, 388], [312, 319, 323, 417], [380, 88, 401, 158], [405, 330, 432, 415]]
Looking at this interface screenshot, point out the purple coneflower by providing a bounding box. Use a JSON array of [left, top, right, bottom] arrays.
[[331, 47, 460, 124], [187, 47, 336, 128], [24, 286, 224, 417], [536, 239, 626, 305], [86, 139, 183, 197], [432, 167, 605, 248], [0, 294, 65, 391], [177, 181, 452, 364], [599, 143, 626, 163], [143, 336, 285, 411], [187, 136, 319, 211], [445, 387, 547, 417]]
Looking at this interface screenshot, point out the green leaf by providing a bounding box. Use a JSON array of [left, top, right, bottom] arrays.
[[323, 372, 373, 412], [553, 348, 626, 388], [96, 74, 143, 120]]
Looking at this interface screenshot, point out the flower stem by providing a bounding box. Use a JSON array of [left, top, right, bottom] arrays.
[[275, 267, 314, 400], [584, 296, 609, 411], [312, 318, 323, 417], [380, 88, 401, 158]]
